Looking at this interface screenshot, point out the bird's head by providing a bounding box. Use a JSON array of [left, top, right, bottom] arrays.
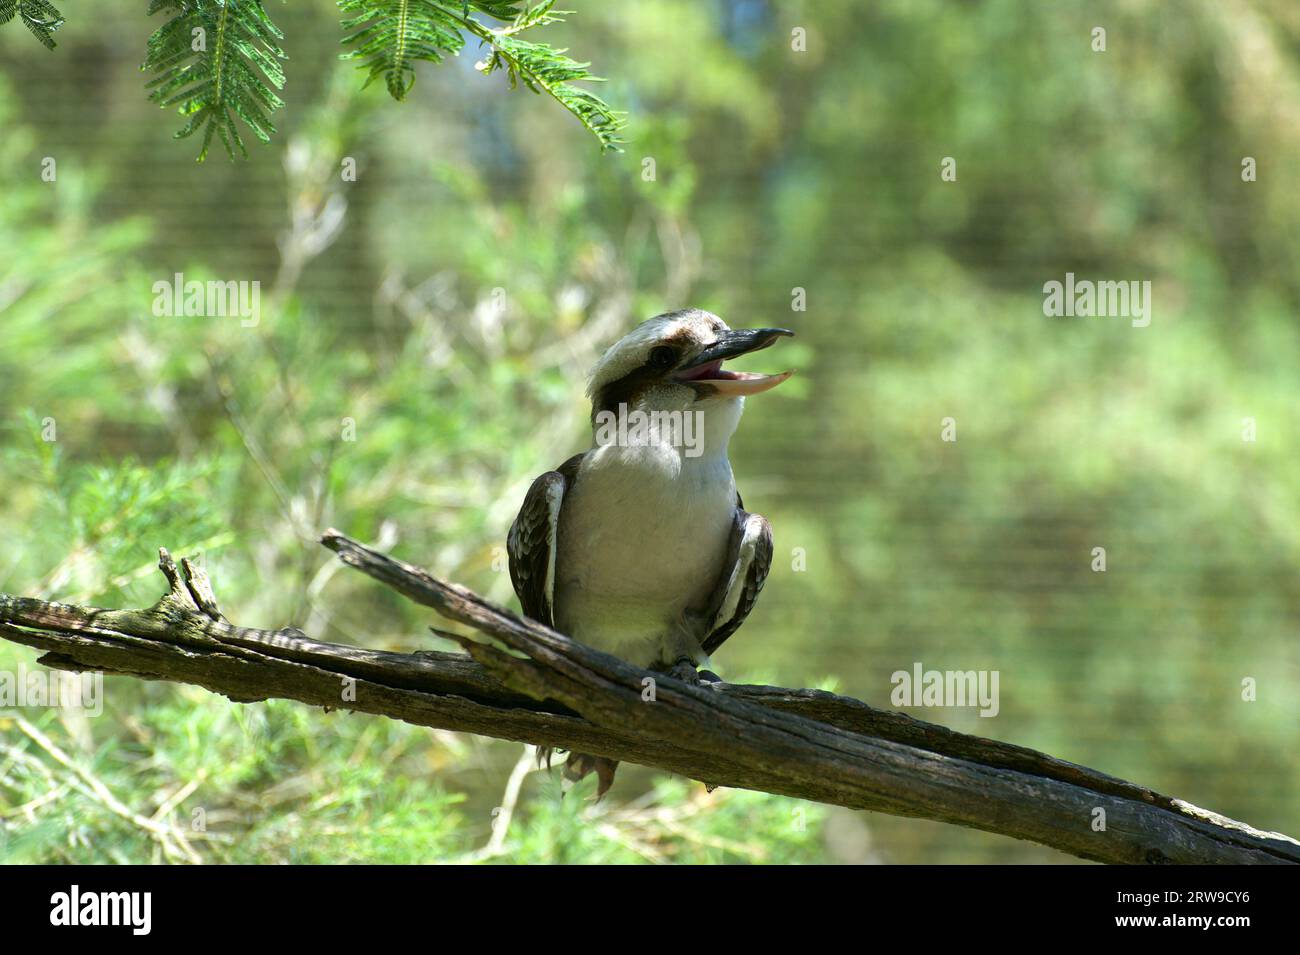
[[586, 309, 794, 420]]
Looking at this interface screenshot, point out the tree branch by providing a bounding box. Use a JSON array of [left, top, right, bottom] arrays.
[[0, 533, 1295, 865]]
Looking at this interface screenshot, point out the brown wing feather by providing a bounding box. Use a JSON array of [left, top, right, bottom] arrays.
[[701, 507, 773, 656], [507, 454, 584, 628]]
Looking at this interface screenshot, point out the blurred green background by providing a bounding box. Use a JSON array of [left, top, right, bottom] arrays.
[[1, 0, 1297, 864]]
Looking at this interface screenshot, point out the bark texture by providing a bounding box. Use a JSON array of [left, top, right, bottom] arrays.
[[0, 534, 1294, 865]]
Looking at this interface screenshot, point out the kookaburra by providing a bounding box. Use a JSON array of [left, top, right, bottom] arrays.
[[507, 308, 793, 793]]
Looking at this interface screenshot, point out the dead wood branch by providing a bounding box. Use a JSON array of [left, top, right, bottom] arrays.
[[0, 532, 1294, 865]]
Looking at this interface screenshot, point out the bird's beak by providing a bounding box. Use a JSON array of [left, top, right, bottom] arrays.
[[674, 328, 795, 396]]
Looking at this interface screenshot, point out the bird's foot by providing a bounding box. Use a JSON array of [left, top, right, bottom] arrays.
[[667, 657, 703, 684], [665, 657, 725, 686]]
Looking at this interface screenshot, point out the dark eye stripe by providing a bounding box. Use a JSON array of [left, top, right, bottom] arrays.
[[592, 345, 680, 418]]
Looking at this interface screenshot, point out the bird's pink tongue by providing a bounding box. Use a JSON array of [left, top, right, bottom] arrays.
[[678, 358, 793, 395], [704, 370, 793, 395]]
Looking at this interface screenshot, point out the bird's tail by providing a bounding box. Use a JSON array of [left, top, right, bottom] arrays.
[[538, 747, 619, 799]]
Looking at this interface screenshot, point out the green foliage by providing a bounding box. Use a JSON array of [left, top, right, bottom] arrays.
[[0, 0, 63, 49], [463, 1, 624, 151], [339, 0, 624, 150], [0, 697, 823, 862], [338, 0, 468, 100], [6, 0, 621, 160], [142, 0, 288, 162], [0, 700, 469, 863], [506, 776, 825, 864]]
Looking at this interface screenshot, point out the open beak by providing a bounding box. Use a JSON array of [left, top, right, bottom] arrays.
[[674, 327, 795, 396]]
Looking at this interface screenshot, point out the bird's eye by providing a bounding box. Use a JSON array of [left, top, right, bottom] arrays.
[[648, 346, 677, 368]]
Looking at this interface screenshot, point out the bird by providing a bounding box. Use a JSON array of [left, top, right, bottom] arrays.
[[507, 307, 794, 795]]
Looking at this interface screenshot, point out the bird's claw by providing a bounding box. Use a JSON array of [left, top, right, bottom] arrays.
[[668, 658, 702, 684], [666, 660, 724, 687]]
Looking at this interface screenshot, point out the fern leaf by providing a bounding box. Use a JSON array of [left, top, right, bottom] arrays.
[[337, 0, 625, 151], [337, 0, 467, 101], [142, 0, 288, 162], [475, 28, 625, 152], [0, 0, 65, 49], [465, 1, 625, 151]]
